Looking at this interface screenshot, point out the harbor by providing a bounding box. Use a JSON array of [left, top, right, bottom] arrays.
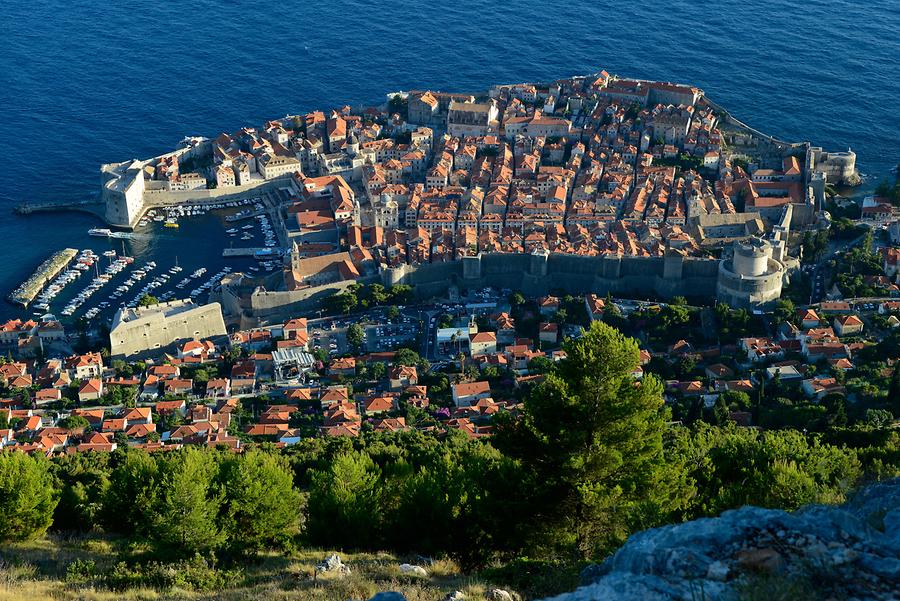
[[7, 248, 79, 307], [222, 247, 282, 258], [3, 194, 284, 325]]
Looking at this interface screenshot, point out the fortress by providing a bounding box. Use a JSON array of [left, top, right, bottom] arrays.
[[219, 239, 788, 327]]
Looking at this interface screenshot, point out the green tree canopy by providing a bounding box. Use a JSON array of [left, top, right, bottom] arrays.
[[219, 450, 302, 555], [307, 450, 383, 548], [346, 324, 365, 350], [58, 415, 90, 430], [0, 452, 58, 541], [102, 449, 159, 537], [496, 321, 689, 557], [138, 294, 159, 307], [152, 449, 224, 557]]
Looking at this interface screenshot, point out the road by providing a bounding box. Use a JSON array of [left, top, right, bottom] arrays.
[[808, 229, 870, 304]]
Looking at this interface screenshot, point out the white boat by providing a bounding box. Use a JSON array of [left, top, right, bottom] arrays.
[[89, 228, 112, 237]]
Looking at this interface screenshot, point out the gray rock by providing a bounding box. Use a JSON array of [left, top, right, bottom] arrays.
[[487, 589, 514, 601], [399, 563, 428, 578], [369, 593, 407, 601], [579, 562, 606, 585], [536, 479, 900, 601], [316, 553, 351, 575], [706, 560, 730, 581], [445, 591, 466, 601]]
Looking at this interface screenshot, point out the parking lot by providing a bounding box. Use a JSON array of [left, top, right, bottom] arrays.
[[308, 306, 426, 356], [309, 320, 349, 356]]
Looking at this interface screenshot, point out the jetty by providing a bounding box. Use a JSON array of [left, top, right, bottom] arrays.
[[14, 199, 106, 219], [225, 209, 266, 223], [223, 247, 282, 258], [8, 248, 79, 307]]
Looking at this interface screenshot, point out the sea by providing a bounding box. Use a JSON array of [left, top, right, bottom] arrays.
[[2, 0, 898, 323]]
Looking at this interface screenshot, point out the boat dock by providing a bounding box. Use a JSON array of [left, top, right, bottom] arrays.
[[223, 247, 282, 258], [225, 209, 266, 223], [8, 248, 79, 307]]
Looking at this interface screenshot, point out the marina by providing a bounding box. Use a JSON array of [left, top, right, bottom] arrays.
[[4, 195, 279, 324], [7, 248, 79, 307], [223, 247, 283, 258]]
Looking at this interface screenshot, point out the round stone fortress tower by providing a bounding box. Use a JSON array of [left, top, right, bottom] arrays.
[[716, 238, 784, 310]]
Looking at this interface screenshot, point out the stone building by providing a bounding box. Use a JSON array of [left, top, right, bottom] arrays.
[[110, 300, 227, 359], [716, 239, 785, 310]]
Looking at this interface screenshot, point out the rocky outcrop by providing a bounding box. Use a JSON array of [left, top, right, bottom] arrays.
[[398, 563, 428, 578], [316, 553, 351, 576], [544, 479, 900, 601]]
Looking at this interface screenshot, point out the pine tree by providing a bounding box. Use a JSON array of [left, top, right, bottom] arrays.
[[219, 450, 301, 555], [307, 450, 383, 548], [0, 453, 58, 541], [888, 366, 900, 418], [153, 449, 224, 557], [496, 321, 690, 557]]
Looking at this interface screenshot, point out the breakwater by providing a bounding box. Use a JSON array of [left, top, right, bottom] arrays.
[[8, 248, 79, 307]]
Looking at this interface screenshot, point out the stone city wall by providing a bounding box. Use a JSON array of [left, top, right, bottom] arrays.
[[228, 252, 722, 325]]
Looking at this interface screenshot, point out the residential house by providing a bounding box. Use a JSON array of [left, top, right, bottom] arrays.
[[164, 379, 194, 396], [538, 322, 558, 344], [833, 314, 864, 336], [205, 378, 231, 398], [78, 379, 103, 403], [584, 294, 606, 321], [329, 356, 357, 377], [451, 380, 492, 407], [65, 352, 103, 380], [798, 309, 821, 329], [469, 331, 497, 356], [802, 377, 846, 400], [388, 365, 418, 390]]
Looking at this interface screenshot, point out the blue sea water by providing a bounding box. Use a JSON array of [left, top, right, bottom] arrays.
[[1, 0, 898, 321]]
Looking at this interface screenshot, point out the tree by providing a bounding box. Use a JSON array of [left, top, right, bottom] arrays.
[[152, 449, 224, 557], [707, 396, 732, 426], [0, 453, 58, 541], [307, 450, 383, 548], [367, 283, 388, 306], [865, 409, 894, 429], [822, 393, 848, 428], [773, 299, 796, 325], [509, 292, 525, 307], [327, 290, 358, 315], [721, 390, 751, 410], [58, 415, 90, 430], [393, 348, 422, 367], [527, 355, 554, 374], [347, 324, 365, 350], [192, 368, 210, 385], [888, 366, 900, 418], [496, 321, 688, 557], [370, 361, 387, 380], [672, 425, 861, 517], [388, 284, 413, 304], [138, 294, 159, 307], [102, 450, 159, 537], [52, 453, 110, 532], [387, 305, 401, 321], [219, 450, 302, 555]]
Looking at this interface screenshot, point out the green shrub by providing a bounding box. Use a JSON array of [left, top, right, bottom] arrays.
[[65, 558, 97, 585]]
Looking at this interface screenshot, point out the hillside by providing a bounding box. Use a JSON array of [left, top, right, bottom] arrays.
[[0, 538, 573, 601]]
